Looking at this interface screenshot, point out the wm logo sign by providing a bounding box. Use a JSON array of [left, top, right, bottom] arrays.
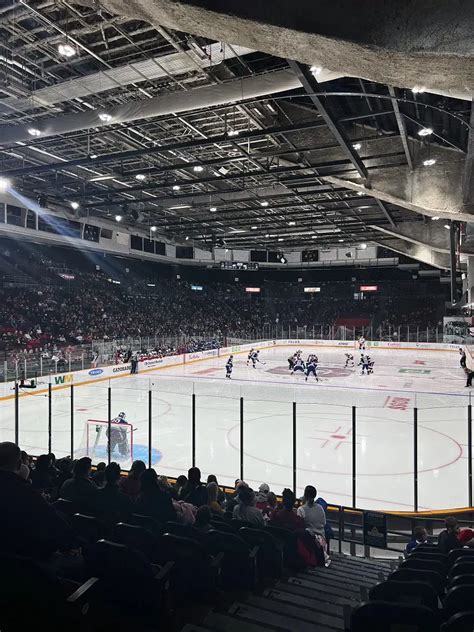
[[54, 374, 74, 385]]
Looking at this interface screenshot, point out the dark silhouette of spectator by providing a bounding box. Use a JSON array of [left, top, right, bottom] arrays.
[[270, 488, 305, 530], [53, 457, 73, 495], [207, 474, 226, 505], [406, 526, 431, 554], [225, 479, 248, 513], [134, 468, 176, 523], [59, 457, 98, 514], [98, 462, 132, 524], [179, 467, 208, 508], [438, 516, 462, 555], [92, 461, 107, 488], [172, 474, 187, 499], [30, 454, 55, 495], [118, 459, 146, 499], [207, 482, 225, 515], [0, 442, 75, 561], [194, 505, 213, 532], [233, 487, 264, 526]]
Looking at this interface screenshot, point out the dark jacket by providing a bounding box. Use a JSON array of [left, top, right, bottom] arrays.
[[134, 490, 176, 523], [97, 484, 133, 523], [0, 470, 75, 560], [180, 483, 208, 508], [438, 529, 461, 556], [59, 477, 99, 514]]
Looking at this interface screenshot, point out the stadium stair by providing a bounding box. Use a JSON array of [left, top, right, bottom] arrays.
[[179, 553, 392, 632]]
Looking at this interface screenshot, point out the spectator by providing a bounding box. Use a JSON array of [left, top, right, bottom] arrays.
[[134, 468, 176, 523], [98, 462, 133, 524], [406, 526, 430, 554], [255, 482, 270, 509], [118, 459, 146, 499], [226, 479, 248, 513], [59, 457, 98, 514], [207, 482, 225, 515], [233, 487, 264, 526], [194, 505, 213, 532], [0, 442, 75, 561], [30, 454, 54, 495], [173, 474, 188, 499], [92, 462, 107, 488], [270, 488, 305, 530], [179, 467, 208, 507], [207, 474, 226, 505], [54, 457, 73, 492], [297, 485, 326, 537], [438, 516, 462, 555]]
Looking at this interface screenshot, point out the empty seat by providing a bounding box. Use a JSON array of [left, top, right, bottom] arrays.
[[240, 527, 284, 579], [114, 522, 164, 564], [449, 562, 474, 580], [210, 520, 238, 534], [448, 549, 474, 566], [0, 553, 98, 631], [449, 575, 474, 588], [265, 524, 302, 569], [130, 513, 161, 534], [71, 513, 107, 546], [409, 549, 448, 565], [351, 600, 439, 632], [442, 611, 474, 631], [203, 530, 259, 589], [401, 557, 447, 575], [389, 567, 446, 595], [369, 580, 438, 612], [444, 585, 474, 619]]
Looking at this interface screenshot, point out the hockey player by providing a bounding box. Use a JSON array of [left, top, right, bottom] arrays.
[[359, 353, 370, 375], [107, 412, 130, 456], [226, 355, 234, 379], [250, 349, 265, 368], [288, 354, 297, 371], [305, 357, 319, 382], [344, 353, 355, 368], [246, 348, 254, 366], [460, 348, 467, 369], [291, 357, 306, 375], [367, 356, 375, 375], [358, 336, 366, 351], [130, 351, 139, 375]]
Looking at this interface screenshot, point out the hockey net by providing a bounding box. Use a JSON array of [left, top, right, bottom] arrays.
[[78, 419, 134, 464], [465, 344, 474, 371]]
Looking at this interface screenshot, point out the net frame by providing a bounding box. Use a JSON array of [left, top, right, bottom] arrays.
[[84, 419, 134, 461]]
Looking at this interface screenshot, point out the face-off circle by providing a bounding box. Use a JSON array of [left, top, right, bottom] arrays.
[[267, 365, 352, 378]]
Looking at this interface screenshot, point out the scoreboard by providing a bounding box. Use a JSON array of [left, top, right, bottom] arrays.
[[220, 261, 259, 271]]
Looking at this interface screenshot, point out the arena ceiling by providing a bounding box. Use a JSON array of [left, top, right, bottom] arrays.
[[0, 0, 472, 252]]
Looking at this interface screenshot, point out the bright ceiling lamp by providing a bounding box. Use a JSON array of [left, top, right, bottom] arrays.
[[360, 243, 367, 249], [431, 216, 440, 221], [251, 225, 257, 230], [0, 177, 11, 192], [27, 128, 41, 137], [210, 207, 217, 212], [115, 214, 122, 222], [150, 226, 157, 232], [58, 43, 76, 57], [172, 185, 180, 191], [260, 201, 269, 207], [357, 190, 364, 196], [193, 165, 203, 172], [99, 112, 113, 122], [352, 143, 361, 150], [228, 129, 239, 136], [412, 86, 426, 94], [70, 201, 79, 210], [288, 221, 296, 226], [310, 65, 322, 77], [418, 127, 433, 137], [135, 174, 146, 181], [423, 158, 436, 166]]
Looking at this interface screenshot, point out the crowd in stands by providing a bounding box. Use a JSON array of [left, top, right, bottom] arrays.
[[0, 443, 333, 578]]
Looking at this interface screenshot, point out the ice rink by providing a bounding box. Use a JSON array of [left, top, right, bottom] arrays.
[[1, 344, 471, 512]]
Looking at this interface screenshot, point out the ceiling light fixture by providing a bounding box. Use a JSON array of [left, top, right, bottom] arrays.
[[288, 221, 296, 226], [418, 127, 433, 137], [99, 112, 112, 122], [210, 207, 217, 212], [115, 214, 122, 222], [444, 224, 451, 230], [423, 158, 436, 166], [58, 43, 76, 57], [260, 201, 269, 207], [310, 65, 322, 76], [431, 216, 440, 221], [193, 165, 203, 172], [135, 174, 146, 181], [278, 238, 283, 242], [352, 143, 362, 150], [265, 233, 270, 238], [172, 185, 180, 191], [185, 236, 190, 241], [150, 226, 157, 232], [360, 243, 367, 249], [27, 128, 41, 137], [0, 177, 11, 192], [266, 103, 276, 113], [89, 153, 98, 159], [412, 86, 426, 94], [357, 191, 364, 196], [251, 225, 257, 230], [228, 129, 239, 136], [70, 201, 79, 210], [338, 239, 344, 242]]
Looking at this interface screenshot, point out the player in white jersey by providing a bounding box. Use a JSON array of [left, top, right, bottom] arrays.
[[367, 355, 374, 374], [359, 353, 370, 375], [246, 349, 254, 366], [250, 349, 265, 368], [291, 357, 306, 375], [288, 353, 297, 371], [344, 353, 355, 368], [358, 336, 366, 350]]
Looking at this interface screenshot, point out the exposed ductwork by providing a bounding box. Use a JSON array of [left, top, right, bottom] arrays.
[[0, 42, 254, 116], [0, 69, 301, 145]]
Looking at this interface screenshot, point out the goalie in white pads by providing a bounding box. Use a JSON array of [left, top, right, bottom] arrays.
[[106, 411, 130, 456]]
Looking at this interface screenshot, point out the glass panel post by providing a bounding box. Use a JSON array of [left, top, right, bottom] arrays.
[[414, 406, 418, 512]]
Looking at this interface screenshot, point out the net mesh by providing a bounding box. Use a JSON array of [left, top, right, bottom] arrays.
[[78, 419, 134, 462]]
